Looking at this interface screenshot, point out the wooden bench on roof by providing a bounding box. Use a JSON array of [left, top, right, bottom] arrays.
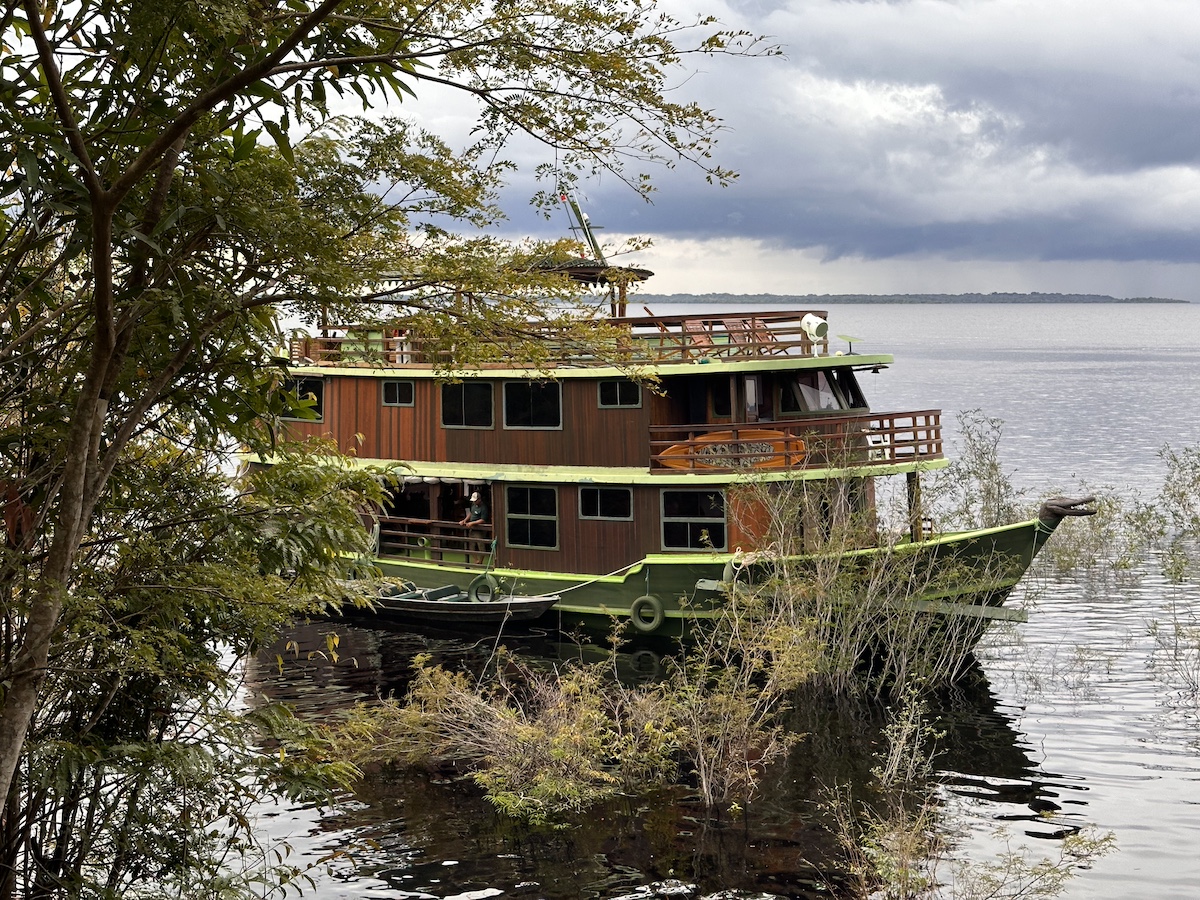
[[721, 316, 785, 355], [682, 319, 715, 358]]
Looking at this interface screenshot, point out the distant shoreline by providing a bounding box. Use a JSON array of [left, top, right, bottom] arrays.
[[635, 292, 1189, 304]]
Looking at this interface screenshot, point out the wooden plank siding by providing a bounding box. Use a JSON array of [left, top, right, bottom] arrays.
[[285, 375, 655, 467], [497, 484, 697, 577]]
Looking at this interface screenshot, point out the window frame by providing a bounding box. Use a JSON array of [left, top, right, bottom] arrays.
[[381, 379, 415, 408], [280, 376, 325, 422], [779, 369, 849, 416], [660, 489, 726, 551], [503, 380, 563, 430], [505, 485, 560, 550], [441, 381, 494, 429], [579, 486, 634, 521], [597, 379, 642, 409]]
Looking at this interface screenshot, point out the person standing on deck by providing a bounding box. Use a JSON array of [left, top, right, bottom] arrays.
[[460, 491, 488, 528]]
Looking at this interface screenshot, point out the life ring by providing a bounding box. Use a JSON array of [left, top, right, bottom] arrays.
[[467, 573, 499, 603], [629, 594, 665, 633]]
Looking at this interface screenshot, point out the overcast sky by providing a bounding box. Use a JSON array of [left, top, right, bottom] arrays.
[[474, 0, 1200, 300]]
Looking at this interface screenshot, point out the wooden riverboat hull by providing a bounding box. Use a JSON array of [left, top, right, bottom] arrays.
[[371, 510, 1068, 640]]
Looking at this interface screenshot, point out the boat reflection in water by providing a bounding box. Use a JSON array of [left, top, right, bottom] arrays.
[[244, 621, 1082, 898]]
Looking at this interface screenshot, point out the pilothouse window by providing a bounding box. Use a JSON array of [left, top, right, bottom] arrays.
[[781, 368, 865, 413]]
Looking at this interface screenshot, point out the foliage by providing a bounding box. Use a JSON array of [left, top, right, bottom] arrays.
[[1, 441, 381, 896], [725, 474, 1006, 696], [0, 0, 769, 893], [926, 410, 1028, 532], [329, 650, 685, 825], [828, 689, 1115, 900]]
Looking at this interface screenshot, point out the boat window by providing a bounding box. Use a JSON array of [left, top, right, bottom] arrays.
[[710, 380, 732, 418], [280, 376, 324, 421], [580, 486, 633, 520], [598, 379, 641, 408], [780, 371, 844, 414], [661, 490, 726, 550], [828, 368, 867, 409], [441, 382, 493, 428], [504, 381, 562, 428], [381, 380, 415, 407], [506, 486, 558, 549]]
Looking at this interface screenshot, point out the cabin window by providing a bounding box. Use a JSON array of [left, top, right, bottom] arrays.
[[580, 486, 633, 521], [661, 489, 726, 550], [710, 381, 732, 418], [280, 376, 324, 421], [506, 485, 558, 549], [441, 382, 493, 428], [504, 381, 561, 428], [780, 371, 843, 414], [381, 380, 415, 407], [598, 379, 641, 408], [829, 368, 867, 409]]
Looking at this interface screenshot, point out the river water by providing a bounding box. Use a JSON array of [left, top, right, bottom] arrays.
[[246, 302, 1200, 899]]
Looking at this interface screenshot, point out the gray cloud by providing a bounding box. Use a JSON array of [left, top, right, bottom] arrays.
[[492, 0, 1200, 273]]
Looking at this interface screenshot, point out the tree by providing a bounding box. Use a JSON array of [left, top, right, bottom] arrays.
[[0, 0, 765, 889]]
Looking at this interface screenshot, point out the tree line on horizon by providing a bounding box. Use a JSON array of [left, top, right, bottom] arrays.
[[636, 291, 1187, 304]]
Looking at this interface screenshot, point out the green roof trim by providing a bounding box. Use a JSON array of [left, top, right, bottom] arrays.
[[243, 453, 948, 485], [285, 353, 894, 380]]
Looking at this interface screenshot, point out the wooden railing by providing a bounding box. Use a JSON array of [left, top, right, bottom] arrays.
[[648, 411, 943, 473], [287, 310, 834, 368], [376, 516, 494, 568], [610, 310, 829, 362]]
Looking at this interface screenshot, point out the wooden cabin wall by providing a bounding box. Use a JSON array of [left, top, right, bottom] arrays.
[[498, 485, 665, 576], [292, 376, 655, 467]]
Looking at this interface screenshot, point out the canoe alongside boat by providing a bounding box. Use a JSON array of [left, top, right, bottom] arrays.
[[344, 581, 560, 627]]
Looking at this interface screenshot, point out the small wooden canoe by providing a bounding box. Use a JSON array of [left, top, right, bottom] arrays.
[[658, 429, 804, 470], [354, 582, 560, 625]]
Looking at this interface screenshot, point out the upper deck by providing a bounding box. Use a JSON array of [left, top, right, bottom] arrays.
[[288, 309, 839, 369]]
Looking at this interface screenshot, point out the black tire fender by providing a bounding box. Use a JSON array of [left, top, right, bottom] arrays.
[[467, 573, 499, 603], [629, 594, 665, 633]]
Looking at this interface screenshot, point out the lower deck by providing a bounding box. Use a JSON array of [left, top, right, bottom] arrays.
[[373, 471, 891, 578]]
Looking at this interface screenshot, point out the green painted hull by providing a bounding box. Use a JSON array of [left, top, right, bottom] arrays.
[[372, 514, 1063, 640]]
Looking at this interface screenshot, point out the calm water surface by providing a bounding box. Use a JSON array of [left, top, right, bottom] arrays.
[[249, 303, 1200, 899]]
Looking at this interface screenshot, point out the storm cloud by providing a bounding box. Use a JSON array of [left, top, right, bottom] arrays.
[[486, 0, 1200, 297]]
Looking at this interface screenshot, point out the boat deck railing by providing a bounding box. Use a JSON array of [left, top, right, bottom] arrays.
[[648, 411, 943, 473], [288, 310, 831, 368], [376, 516, 493, 568]]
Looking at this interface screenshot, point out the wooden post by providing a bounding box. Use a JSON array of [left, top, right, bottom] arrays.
[[907, 470, 923, 541]]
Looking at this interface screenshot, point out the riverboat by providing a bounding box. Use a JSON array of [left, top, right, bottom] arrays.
[[272, 278, 1092, 638]]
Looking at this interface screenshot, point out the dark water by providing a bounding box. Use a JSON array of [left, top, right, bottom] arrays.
[[246, 304, 1200, 899]]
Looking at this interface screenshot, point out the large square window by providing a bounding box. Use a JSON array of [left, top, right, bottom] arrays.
[[661, 490, 726, 550], [442, 382, 493, 428], [506, 486, 558, 549], [504, 381, 561, 428]]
